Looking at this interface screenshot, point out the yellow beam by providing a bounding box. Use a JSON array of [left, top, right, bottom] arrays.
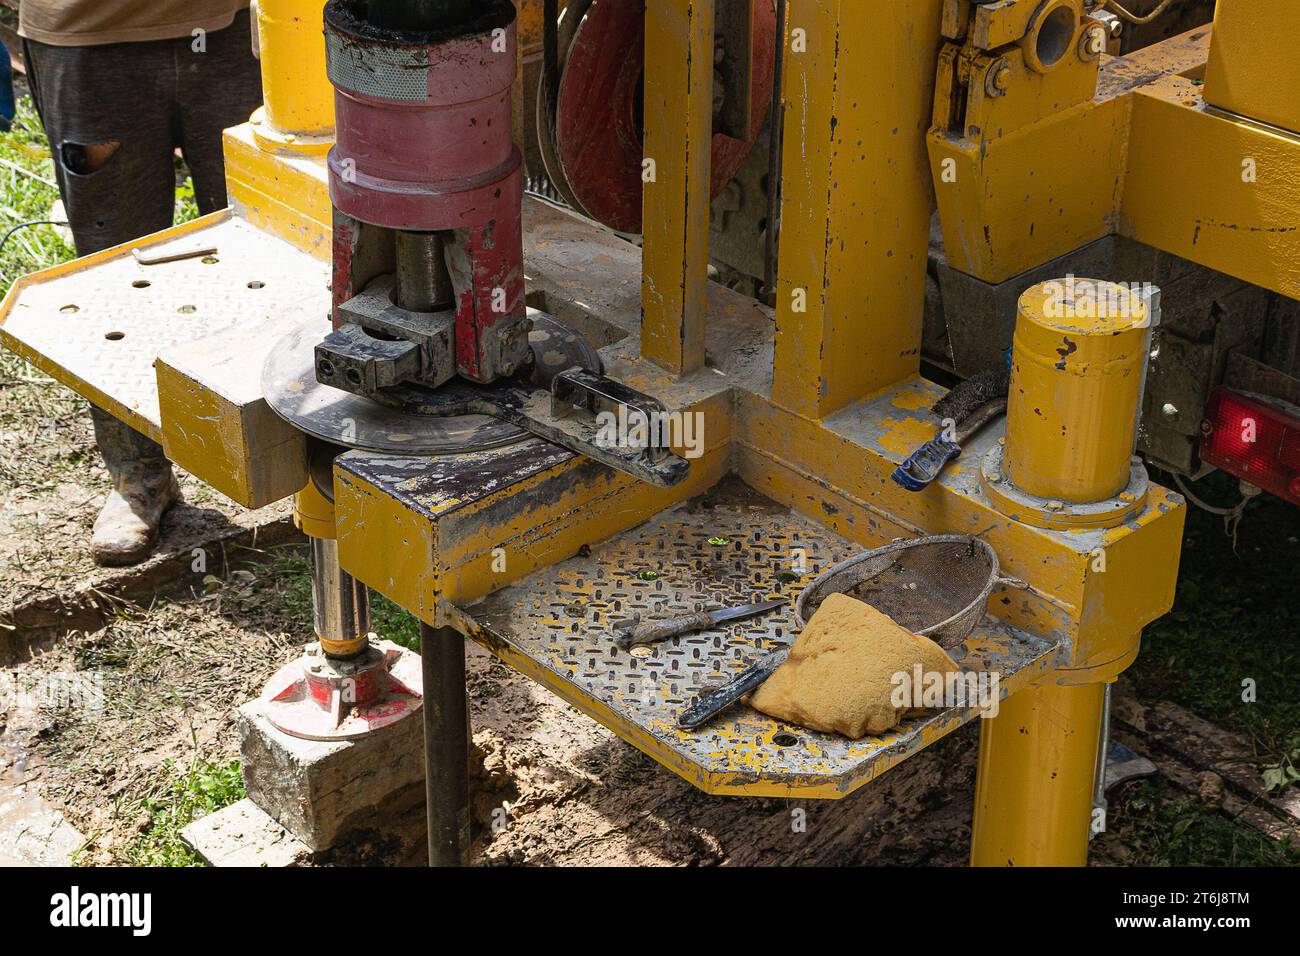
[[641, 0, 714, 375], [1121, 75, 1300, 300], [1204, 0, 1300, 135], [773, 0, 944, 418]]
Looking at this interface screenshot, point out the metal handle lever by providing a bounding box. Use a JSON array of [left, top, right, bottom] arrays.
[[891, 433, 962, 491]]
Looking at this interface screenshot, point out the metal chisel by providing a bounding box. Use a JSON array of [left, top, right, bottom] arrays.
[[614, 598, 787, 648], [678, 646, 790, 729]]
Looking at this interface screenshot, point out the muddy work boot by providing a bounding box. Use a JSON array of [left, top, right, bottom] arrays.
[[89, 408, 181, 567]]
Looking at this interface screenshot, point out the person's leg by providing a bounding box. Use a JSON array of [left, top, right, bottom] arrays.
[[25, 38, 183, 565], [88, 409, 182, 565], [172, 9, 263, 215], [24, 39, 176, 255]]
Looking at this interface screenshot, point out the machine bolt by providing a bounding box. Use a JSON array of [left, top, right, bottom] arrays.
[[985, 60, 1012, 97], [1161, 403, 1178, 418], [1092, 9, 1125, 39], [1046, 500, 1065, 512], [1079, 26, 1106, 61]]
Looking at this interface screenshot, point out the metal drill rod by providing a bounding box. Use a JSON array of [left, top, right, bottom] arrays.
[[419, 623, 471, 866], [394, 230, 455, 313], [311, 537, 372, 658], [368, 0, 476, 31]]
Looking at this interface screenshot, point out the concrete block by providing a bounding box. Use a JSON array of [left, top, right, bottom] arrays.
[[0, 782, 85, 866], [181, 798, 311, 867], [236, 694, 426, 851]]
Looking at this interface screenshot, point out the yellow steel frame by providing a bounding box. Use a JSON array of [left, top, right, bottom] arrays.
[[930, 1, 1300, 300], [773, 0, 944, 417], [3, 0, 1226, 867], [1203, 0, 1300, 136], [640, 0, 714, 374]]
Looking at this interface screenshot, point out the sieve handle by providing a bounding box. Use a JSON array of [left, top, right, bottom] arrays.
[[997, 575, 1030, 589]]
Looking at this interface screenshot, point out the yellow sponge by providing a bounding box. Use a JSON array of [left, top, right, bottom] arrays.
[[749, 592, 958, 739]]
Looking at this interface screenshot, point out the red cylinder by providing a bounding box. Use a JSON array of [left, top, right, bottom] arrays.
[[323, 0, 527, 382]]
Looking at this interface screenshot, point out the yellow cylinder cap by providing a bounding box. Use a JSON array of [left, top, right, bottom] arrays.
[[1004, 278, 1150, 503], [294, 476, 336, 540]]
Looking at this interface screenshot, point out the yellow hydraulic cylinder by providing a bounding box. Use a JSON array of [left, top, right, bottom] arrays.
[[970, 680, 1106, 867], [973, 277, 1153, 866], [251, 0, 335, 154], [1003, 279, 1149, 503]]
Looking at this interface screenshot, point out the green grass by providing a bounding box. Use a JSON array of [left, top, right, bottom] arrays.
[[122, 757, 246, 867], [1129, 471, 1300, 791], [371, 591, 422, 650], [172, 172, 199, 224], [0, 98, 74, 295], [1105, 778, 1300, 866]]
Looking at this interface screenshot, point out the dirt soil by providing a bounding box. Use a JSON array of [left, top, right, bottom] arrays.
[[2, 558, 980, 866], [0, 353, 294, 646]]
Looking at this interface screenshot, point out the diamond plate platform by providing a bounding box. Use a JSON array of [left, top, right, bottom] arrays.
[[0, 210, 330, 442], [457, 481, 1064, 799]]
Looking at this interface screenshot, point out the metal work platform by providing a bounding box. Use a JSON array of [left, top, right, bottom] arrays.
[[457, 481, 1063, 799], [0, 211, 329, 441]]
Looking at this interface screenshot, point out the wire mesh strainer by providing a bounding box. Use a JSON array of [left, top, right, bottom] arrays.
[[794, 535, 1026, 649]]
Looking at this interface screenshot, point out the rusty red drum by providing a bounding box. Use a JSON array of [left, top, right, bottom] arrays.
[[322, 0, 528, 383], [554, 0, 777, 234]]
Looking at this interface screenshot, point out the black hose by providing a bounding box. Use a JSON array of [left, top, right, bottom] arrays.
[[0, 219, 69, 259]]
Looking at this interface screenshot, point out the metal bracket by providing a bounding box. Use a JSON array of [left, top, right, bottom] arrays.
[[466, 370, 691, 488], [317, 277, 456, 393]]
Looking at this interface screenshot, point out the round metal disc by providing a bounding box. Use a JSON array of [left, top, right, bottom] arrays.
[[535, 0, 595, 215], [262, 312, 603, 455], [553, 0, 776, 234]]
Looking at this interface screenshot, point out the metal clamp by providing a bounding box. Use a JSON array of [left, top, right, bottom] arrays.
[[892, 432, 962, 491]]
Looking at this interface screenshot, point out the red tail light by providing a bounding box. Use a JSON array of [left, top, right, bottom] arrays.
[[1200, 386, 1300, 504]]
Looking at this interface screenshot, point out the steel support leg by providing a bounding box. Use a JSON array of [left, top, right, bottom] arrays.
[[970, 680, 1106, 866], [419, 623, 471, 866], [311, 536, 371, 658]]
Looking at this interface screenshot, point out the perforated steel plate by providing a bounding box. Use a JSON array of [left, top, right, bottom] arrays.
[[0, 211, 329, 441], [462, 483, 1063, 799]]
